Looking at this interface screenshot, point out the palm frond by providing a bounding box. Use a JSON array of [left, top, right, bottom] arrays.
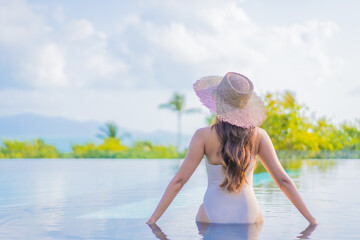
[[96, 133, 106, 139], [158, 103, 174, 109], [99, 126, 108, 135], [183, 107, 202, 114], [98, 122, 119, 139]]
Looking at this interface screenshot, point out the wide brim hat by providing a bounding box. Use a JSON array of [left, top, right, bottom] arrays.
[[193, 72, 267, 128]]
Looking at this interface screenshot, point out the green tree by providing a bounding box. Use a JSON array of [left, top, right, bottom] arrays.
[[97, 122, 131, 141], [159, 92, 201, 150], [260, 90, 360, 159], [261, 90, 312, 150]]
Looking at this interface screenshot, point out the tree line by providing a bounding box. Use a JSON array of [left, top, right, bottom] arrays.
[[0, 90, 359, 159]]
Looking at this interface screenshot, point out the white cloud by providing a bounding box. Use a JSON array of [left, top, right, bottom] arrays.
[[0, 0, 340, 91], [0, 0, 49, 46], [0, 0, 358, 133], [146, 22, 211, 63], [116, 14, 141, 33], [68, 19, 107, 41], [0, 0, 129, 89], [29, 43, 67, 87]]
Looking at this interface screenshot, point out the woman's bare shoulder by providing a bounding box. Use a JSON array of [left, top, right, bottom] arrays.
[[256, 127, 266, 136], [195, 126, 212, 138]]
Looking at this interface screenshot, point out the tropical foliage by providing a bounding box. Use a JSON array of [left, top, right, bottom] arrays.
[[70, 139, 183, 159], [96, 122, 131, 140], [260, 90, 360, 159], [0, 90, 359, 159], [0, 139, 60, 158]]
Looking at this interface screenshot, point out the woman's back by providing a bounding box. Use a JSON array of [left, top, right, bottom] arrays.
[[197, 126, 263, 224], [202, 125, 259, 165]]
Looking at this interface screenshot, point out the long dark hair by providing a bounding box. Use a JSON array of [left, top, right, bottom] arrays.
[[211, 116, 257, 193]]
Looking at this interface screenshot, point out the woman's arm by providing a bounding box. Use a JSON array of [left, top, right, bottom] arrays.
[[146, 128, 205, 224], [257, 128, 318, 225]]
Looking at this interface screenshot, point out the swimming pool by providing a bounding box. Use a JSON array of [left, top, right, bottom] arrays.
[[0, 158, 359, 239]]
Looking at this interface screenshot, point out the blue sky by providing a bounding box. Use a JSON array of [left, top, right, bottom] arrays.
[[0, 0, 359, 135]]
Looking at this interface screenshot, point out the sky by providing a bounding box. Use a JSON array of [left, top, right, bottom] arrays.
[[0, 0, 359, 135]]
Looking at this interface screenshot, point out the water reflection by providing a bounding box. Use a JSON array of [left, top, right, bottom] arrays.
[[147, 222, 263, 240], [147, 222, 317, 240], [296, 224, 317, 239], [147, 223, 169, 240], [196, 221, 263, 240]]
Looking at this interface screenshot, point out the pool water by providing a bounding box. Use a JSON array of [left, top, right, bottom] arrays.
[[0, 158, 359, 239]]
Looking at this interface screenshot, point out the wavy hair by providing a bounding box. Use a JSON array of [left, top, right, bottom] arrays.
[[211, 116, 257, 193]]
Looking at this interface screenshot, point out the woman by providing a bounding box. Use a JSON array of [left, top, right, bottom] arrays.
[[146, 72, 317, 225]]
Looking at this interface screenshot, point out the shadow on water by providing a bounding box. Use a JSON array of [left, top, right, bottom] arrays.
[[147, 222, 317, 240]]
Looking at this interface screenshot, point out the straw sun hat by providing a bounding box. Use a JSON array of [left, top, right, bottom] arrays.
[[193, 72, 267, 128]]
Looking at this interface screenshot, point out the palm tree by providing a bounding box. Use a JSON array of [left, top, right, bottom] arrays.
[[97, 122, 131, 141], [159, 92, 202, 150]]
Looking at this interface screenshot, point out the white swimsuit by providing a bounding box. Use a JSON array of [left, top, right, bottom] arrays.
[[202, 157, 262, 224]]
